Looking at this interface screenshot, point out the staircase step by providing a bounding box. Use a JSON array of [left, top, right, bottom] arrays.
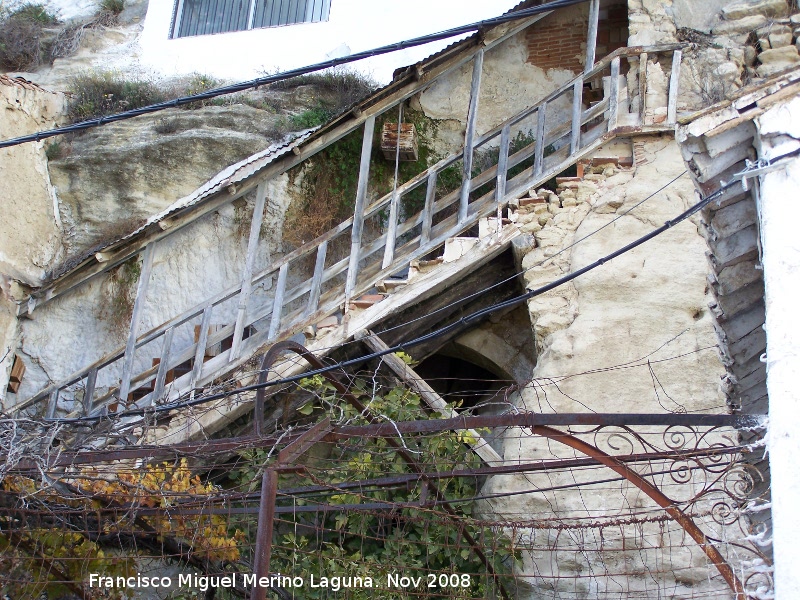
[[376, 279, 408, 294], [349, 293, 386, 310], [443, 237, 478, 262]]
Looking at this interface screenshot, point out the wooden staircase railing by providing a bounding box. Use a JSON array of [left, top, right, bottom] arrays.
[[15, 44, 685, 420]]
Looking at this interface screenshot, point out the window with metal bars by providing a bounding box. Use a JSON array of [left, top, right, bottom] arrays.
[[171, 0, 332, 38]]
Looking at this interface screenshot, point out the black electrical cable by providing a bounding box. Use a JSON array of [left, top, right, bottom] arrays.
[[0, 0, 589, 149], [46, 180, 738, 424]]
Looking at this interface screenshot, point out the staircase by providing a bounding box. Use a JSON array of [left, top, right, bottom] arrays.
[[14, 44, 685, 428]]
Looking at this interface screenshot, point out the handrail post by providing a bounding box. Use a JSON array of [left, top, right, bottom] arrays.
[[118, 243, 155, 404], [345, 116, 376, 302], [584, 0, 600, 74], [570, 79, 583, 154], [608, 57, 621, 131], [231, 181, 268, 361], [495, 124, 511, 210], [533, 102, 547, 178], [667, 49, 682, 125], [459, 48, 484, 224], [420, 170, 437, 246]]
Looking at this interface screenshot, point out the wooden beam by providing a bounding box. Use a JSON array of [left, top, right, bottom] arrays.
[[570, 79, 583, 154], [420, 170, 438, 245], [638, 52, 648, 124], [496, 124, 511, 214], [83, 368, 97, 415], [153, 325, 174, 402], [533, 102, 547, 178], [268, 263, 289, 340], [306, 240, 328, 315], [459, 49, 484, 224], [231, 181, 268, 361], [360, 331, 504, 465], [345, 116, 376, 301], [667, 49, 682, 125], [608, 57, 620, 131], [190, 305, 213, 391], [584, 0, 599, 74], [118, 243, 155, 404]]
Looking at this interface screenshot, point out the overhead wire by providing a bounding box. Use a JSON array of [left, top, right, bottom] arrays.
[[0, 0, 590, 149], [44, 179, 739, 424]]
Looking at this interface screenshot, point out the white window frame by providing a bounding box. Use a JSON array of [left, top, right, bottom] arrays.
[[171, 0, 331, 39]]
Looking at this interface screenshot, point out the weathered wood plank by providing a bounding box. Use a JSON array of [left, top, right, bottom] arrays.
[[306, 240, 328, 315], [570, 79, 583, 153], [118, 243, 155, 403], [584, 0, 599, 74], [46, 390, 58, 420], [534, 102, 547, 177], [268, 263, 289, 340], [459, 49, 484, 224], [345, 115, 376, 301], [231, 181, 268, 361], [496, 124, 511, 217], [83, 368, 97, 415], [190, 305, 213, 390], [609, 57, 620, 130], [382, 191, 402, 269], [420, 170, 437, 245], [361, 332, 504, 465], [153, 325, 175, 402], [638, 52, 648, 124], [667, 49, 682, 125]]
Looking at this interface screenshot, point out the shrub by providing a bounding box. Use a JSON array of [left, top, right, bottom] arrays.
[[67, 71, 165, 122], [270, 67, 377, 118], [0, 3, 59, 71], [99, 0, 124, 15]]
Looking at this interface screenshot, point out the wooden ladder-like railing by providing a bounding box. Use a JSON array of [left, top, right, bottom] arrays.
[[15, 44, 685, 420]]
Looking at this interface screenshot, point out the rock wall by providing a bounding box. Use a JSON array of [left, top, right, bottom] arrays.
[[48, 105, 292, 258], [481, 138, 733, 598], [0, 76, 66, 400], [13, 174, 293, 408]]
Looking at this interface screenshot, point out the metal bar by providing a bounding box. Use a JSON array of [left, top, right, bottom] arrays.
[[420, 170, 437, 245], [584, 0, 599, 73], [250, 468, 278, 600], [531, 424, 749, 599], [268, 263, 288, 339], [495, 124, 511, 209], [667, 49, 682, 125], [83, 369, 97, 415], [570, 79, 583, 153], [231, 182, 268, 361], [278, 417, 332, 463], [190, 305, 213, 390], [638, 52, 648, 124], [246, 0, 257, 29], [153, 326, 175, 401], [459, 48, 484, 224], [345, 116, 376, 301], [305, 239, 328, 315], [533, 102, 547, 177], [118, 243, 155, 404], [332, 412, 766, 438], [608, 56, 620, 130]]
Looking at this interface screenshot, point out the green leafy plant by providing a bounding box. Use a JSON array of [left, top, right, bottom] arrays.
[[229, 376, 520, 599]]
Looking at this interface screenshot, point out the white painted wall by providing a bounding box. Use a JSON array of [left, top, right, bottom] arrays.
[[136, 0, 522, 83], [755, 94, 800, 600]]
